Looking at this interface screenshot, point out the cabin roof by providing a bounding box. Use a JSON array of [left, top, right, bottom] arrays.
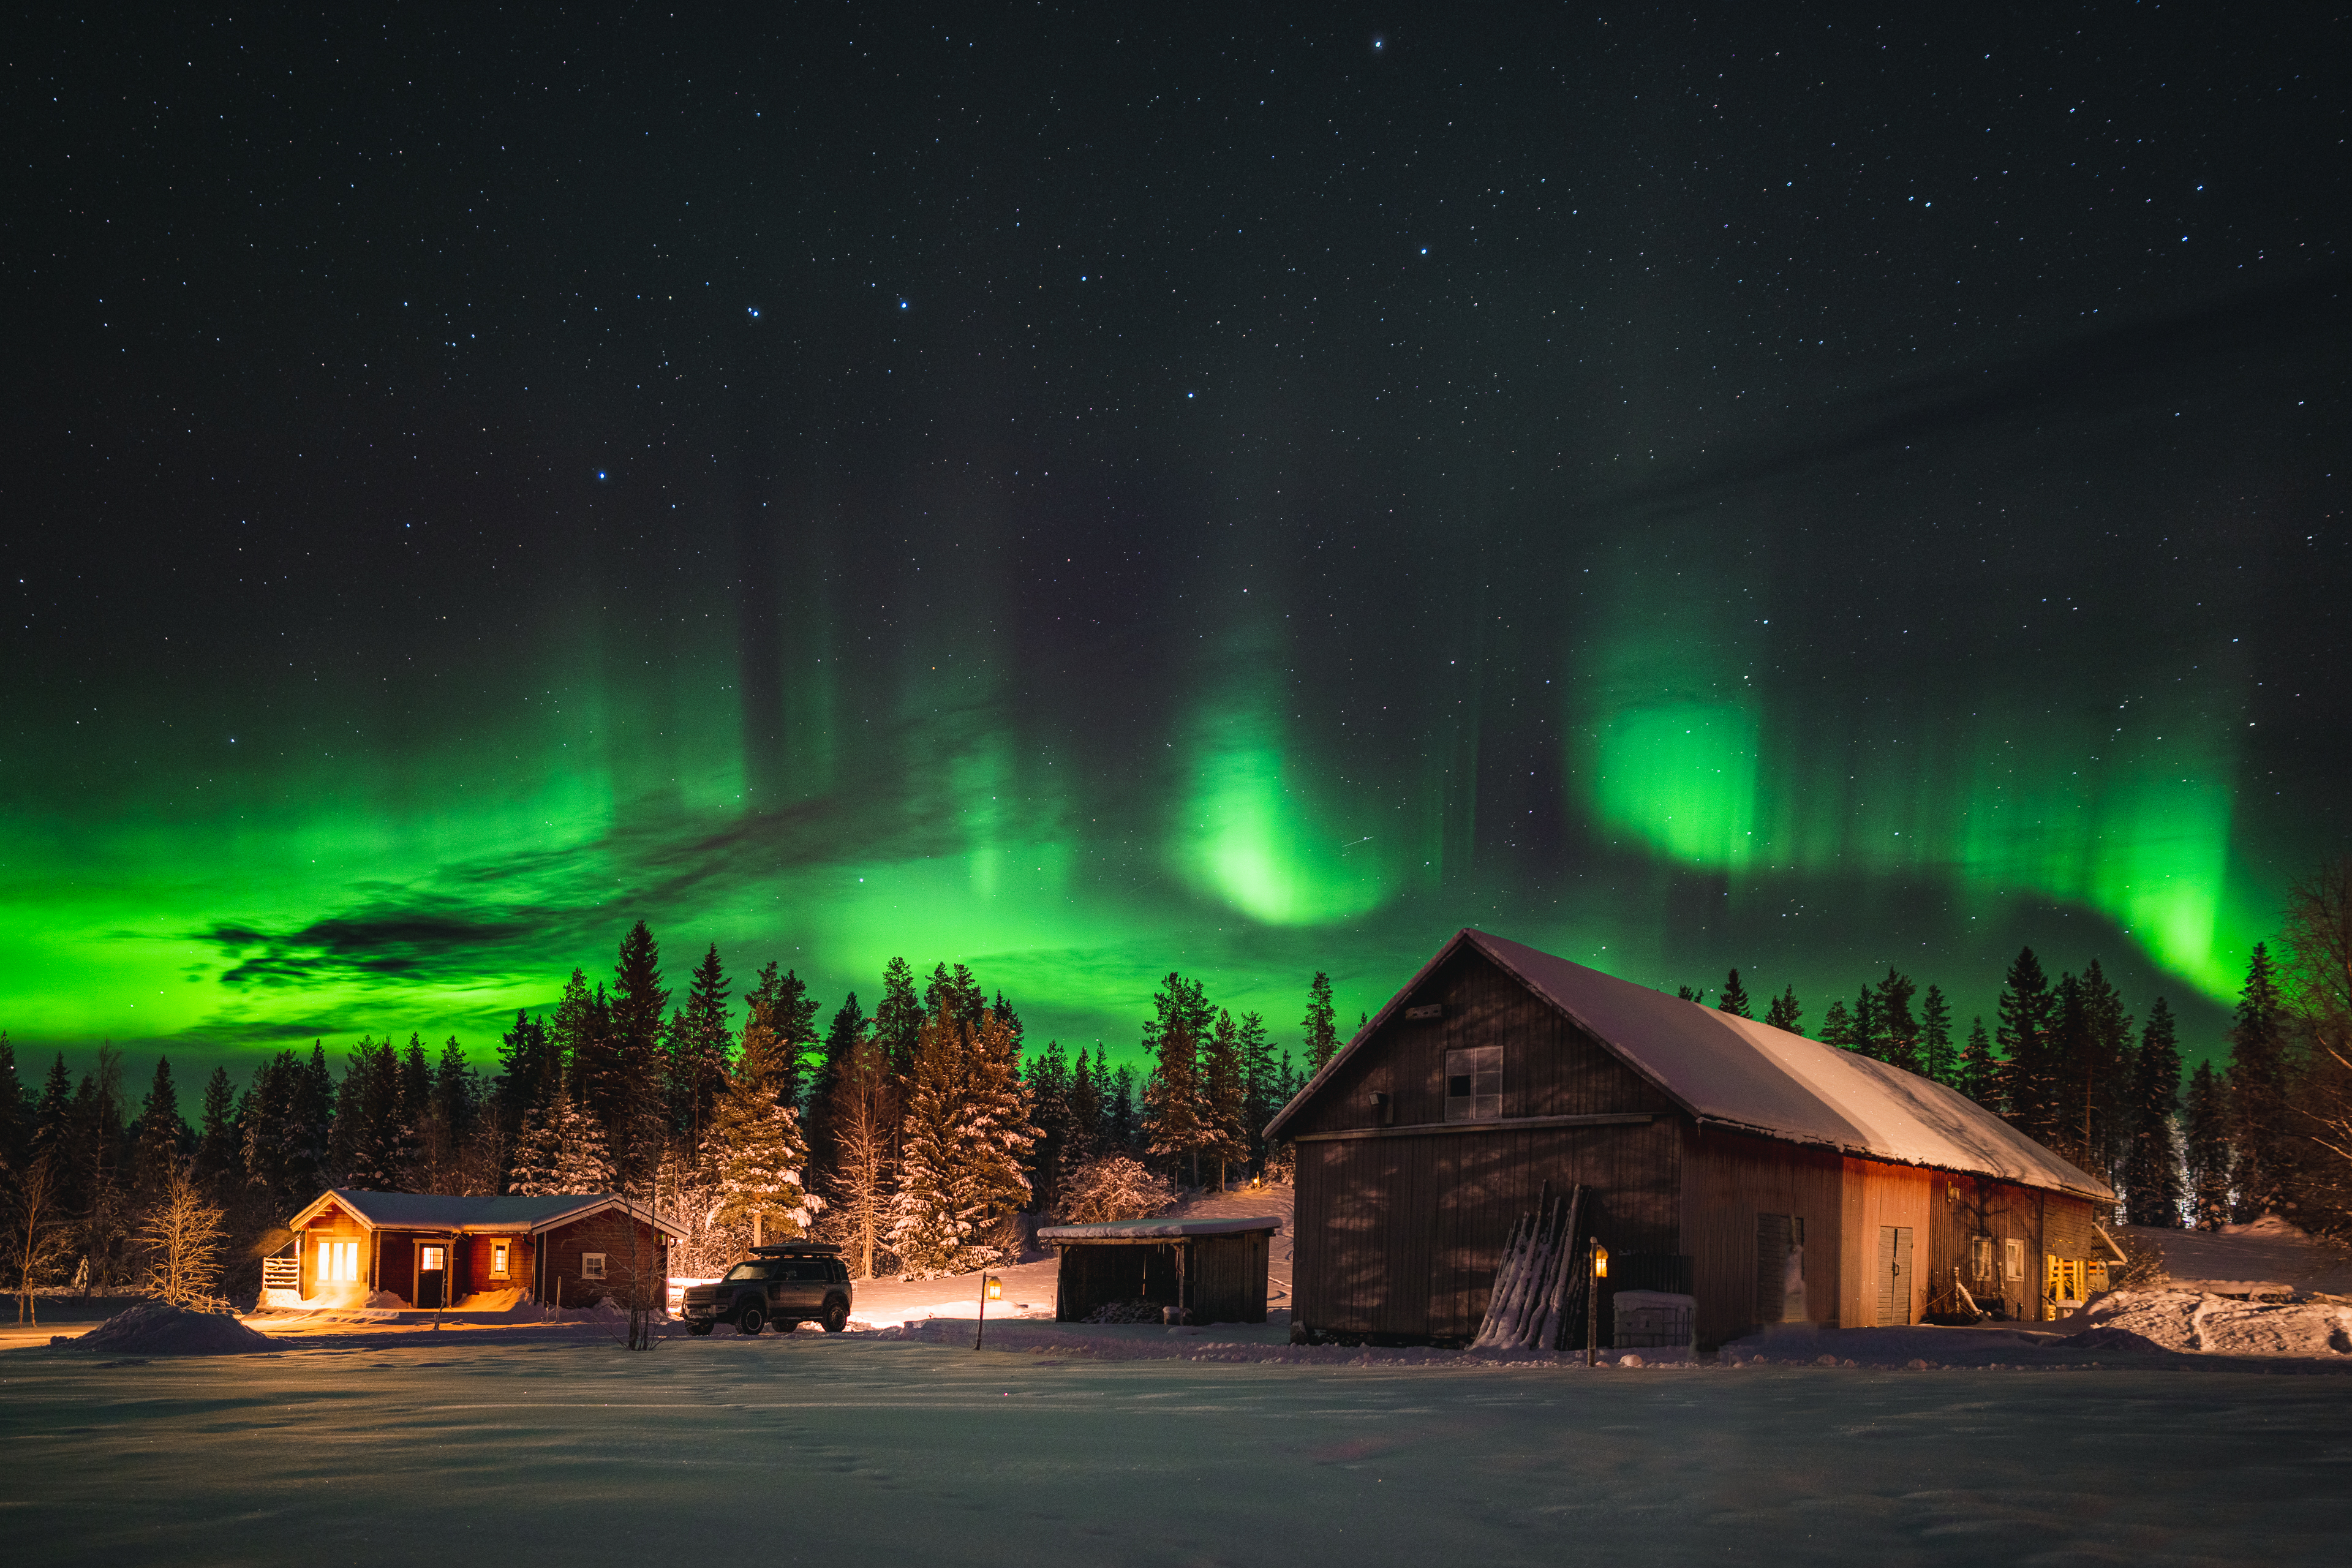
[[1266, 927, 2113, 1203], [1036, 1215, 1284, 1243], [287, 1188, 688, 1238]]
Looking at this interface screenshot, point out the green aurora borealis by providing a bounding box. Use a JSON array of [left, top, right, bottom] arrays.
[[6, 12, 2346, 1074]]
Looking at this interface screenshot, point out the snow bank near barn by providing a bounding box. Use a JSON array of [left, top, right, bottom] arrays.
[[57, 1301, 277, 1355], [2062, 1289, 2352, 1358]]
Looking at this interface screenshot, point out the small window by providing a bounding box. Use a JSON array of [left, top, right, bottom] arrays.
[[318, 1239, 360, 1283], [581, 1253, 607, 1281], [1970, 1235, 1994, 1280], [490, 1242, 510, 1278], [1443, 1046, 1502, 1121], [418, 1245, 446, 1273], [2003, 1238, 2024, 1282]]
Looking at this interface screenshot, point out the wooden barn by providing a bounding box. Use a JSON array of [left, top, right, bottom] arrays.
[[263, 1190, 684, 1311], [1265, 929, 2116, 1349], [1037, 1215, 1281, 1325]]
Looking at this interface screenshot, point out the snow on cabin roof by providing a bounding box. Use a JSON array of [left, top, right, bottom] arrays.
[[1267, 928, 2111, 1203], [290, 1189, 687, 1237], [1036, 1215, 1284, 1242]]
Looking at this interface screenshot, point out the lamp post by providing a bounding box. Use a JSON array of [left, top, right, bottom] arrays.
[[974, 1272, 1003, 1350], [1586, 1241, 1610, 1367]]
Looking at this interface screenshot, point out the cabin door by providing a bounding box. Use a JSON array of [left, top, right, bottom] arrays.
[[416, 1243, 448, 1310], [1875, 1226, 1913, 1326]]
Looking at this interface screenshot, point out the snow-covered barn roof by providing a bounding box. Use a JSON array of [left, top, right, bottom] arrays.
[[1036, 1215, 1283, 1243], [1265, 928, 2112, 1203], [287, 1189, 687, 1238]]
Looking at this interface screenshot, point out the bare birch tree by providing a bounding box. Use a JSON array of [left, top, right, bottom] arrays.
[[823, 1027, 894, 1280], [135, 1166, 227, 1309], [8, 1153, 75, 1324]]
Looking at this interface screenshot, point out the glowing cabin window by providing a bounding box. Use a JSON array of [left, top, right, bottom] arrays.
[[490, 1243, 510, 1277], [318, 1240, 360, 1283]]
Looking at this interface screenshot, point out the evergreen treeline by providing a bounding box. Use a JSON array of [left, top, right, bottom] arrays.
[[0, 928, 1337, 1303], [1711, 857, 2352, 1238]]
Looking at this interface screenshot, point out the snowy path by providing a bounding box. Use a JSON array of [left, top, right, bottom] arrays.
[[9, 1336, 2351, 1566]]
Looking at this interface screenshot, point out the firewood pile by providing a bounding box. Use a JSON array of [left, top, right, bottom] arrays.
[[1471, 1184, 1588, 1352]]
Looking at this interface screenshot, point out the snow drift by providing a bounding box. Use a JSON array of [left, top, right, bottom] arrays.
[[2063, 1289, 2352, 1358], [59, 1301, 278, 1355]]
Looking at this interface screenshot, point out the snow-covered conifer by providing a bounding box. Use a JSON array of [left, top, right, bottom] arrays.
[[706, 1003, 816, 1245], [889, 1007, 1033, 1276]]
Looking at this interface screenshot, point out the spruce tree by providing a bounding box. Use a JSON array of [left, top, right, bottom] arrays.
[[874, 957, 924, 1078], [888, 1007, 1031, 1276], [1236, 1010, 1280, 1169], [746, 961, 821, 1110], [1872, 970, 1920, 1072], [803, 992, 867, 1181], [706, 1004, 816, 1246], [668, 943, 733, 1155], [495, 1010, 553, 1148], [1302, 972, 1341, 1074], [1919, 985, 1954, 1084], [608, 922, 670, 1188], [2184, 1058, 2233, 1229], [2076, 959, 2134, 1178], [1959, 1018, 1999, 1109], [132, 1057, 186, 1208], [1141, 973, 1215, 1185], [1763, 985, 1804, 1036], [1819, 998, 1856, 1052], [1026, 1038, 1076, 1212], [192, 1066, 240, 1198], [2124, 998, 2186, 1226], [2045, 972, 2089, 1158], [1719, 969, 1752, 1019], [1068, 1045, 1107, 1160], [2225, 943, 2294, 1221], [0, 1035, 30, 1175], [1108, 1063, 1140, 1154], [1996, 948, 2056, 1139], [1201, 1010, 1250, 1189], [1144, 1020, 1210, 1187], [1852, 985, 1882, 1061]]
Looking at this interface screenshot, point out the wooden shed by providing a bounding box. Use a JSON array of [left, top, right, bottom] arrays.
[[1265, 929, 2114, 1348], [1038, 1216, 1282, 1325], [265, 1190, 684, 1311]]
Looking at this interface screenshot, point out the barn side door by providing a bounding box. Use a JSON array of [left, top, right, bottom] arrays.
[[1875, 1226, 1913, 1326]]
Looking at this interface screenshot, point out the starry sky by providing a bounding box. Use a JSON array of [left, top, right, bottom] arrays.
[[5, 7, 2346, 1077]]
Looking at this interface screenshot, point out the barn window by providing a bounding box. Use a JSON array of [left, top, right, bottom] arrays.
[[1443, 1046, 1502, 1121], [2003, 1238, 2024, 1282], [317, 1240, 360, 1283], [1970, 1235, 1994, 1280], [581, 1253, 607, 1280], [490, 1242, 510, 1278]]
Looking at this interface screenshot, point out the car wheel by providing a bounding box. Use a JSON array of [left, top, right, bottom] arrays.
[[738, 1305, 765, 1336], [821, 1300, 849, 1333], [687, 1322, 713, 1337]]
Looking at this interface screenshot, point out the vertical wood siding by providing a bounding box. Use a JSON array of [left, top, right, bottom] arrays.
[[1679, 1128, 1846, 1347]]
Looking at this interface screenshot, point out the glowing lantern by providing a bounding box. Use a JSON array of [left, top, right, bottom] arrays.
[[985, 1275, 1004, 1301], [1593, 1242, 1610, 1280]]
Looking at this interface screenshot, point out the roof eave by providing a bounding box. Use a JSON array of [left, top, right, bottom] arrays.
[[1691, 1115, 2116, 1204]]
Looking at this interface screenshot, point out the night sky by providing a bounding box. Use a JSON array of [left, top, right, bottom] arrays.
[[6, 9, 2346, 1075]]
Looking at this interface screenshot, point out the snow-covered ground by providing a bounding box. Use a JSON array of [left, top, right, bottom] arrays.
[[11, 1329, 2352, 1567]]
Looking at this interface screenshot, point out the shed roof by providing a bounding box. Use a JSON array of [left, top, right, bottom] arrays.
[[287, 1188, 688, 1238], [1036, 1215, 1284, 1243], [1266, 928, 2111, 1203]]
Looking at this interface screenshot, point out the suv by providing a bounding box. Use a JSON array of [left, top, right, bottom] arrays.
[[682, 1242, 853, 1336]]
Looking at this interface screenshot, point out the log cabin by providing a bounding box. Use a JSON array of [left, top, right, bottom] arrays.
[[262, 1190, 685, 1311], [1265, 929, 2117, 1349]]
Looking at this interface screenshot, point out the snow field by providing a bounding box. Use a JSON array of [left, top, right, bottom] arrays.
[[9, 1335, 2351, 1567]]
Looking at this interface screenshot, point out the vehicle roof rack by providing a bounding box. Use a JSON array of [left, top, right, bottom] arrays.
[[748, 1242, 842, 1256]]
